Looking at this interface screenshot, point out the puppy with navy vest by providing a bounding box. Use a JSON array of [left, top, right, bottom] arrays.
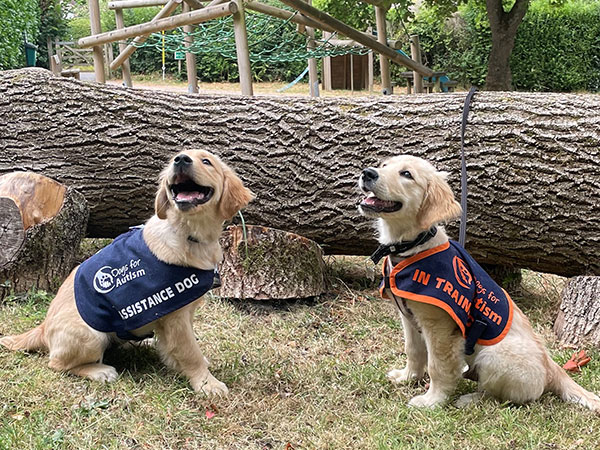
[[1, 150, 253, 396], [359, 155, 600, 412]]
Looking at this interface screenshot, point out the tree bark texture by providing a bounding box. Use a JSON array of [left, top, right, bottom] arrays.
[[485, 0, 530, 91], [217, 225, 326, 299], [554, 276, 600, 349], [0, 69, 599, 277], [0, 172, 89, 300]]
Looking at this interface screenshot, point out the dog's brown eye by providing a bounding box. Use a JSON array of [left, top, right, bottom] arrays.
[[400, 170, 413, 179], [202, 158, 212, 166]]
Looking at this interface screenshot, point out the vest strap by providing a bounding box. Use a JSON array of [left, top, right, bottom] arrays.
[[464, 319, 487, 355]]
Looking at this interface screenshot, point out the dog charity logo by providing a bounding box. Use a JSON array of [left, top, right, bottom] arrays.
[[93, 259, 146, 294], [452, 255, 473, 289]]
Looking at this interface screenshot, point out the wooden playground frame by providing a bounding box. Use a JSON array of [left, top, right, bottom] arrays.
[[78, 0, 434, 96]]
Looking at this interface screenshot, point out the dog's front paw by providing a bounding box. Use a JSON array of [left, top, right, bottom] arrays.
[[193, 373, 229, 397], [454, 392, 484, 408], [87, 365, 119, 383], [387, 367, 423, 384], [408, 391, 447, 408]]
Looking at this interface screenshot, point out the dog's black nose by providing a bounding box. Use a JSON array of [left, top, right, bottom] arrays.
[[174, 154, 193, 167], [362, 168, 379, 182]]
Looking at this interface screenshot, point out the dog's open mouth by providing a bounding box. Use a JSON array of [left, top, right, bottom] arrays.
[[360, 193, 402, 213], [170, 174, 213, 208]]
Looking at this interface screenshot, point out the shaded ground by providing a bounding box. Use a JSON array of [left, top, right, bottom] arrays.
[[1, 253, 599, 449]]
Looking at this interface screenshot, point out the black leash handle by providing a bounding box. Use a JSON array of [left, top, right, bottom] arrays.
[[459, 87, 477, 247]]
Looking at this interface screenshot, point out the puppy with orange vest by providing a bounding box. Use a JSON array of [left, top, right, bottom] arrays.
[[359, 155, 600, 411]]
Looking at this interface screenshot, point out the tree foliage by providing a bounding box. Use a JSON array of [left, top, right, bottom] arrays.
[[405, 0, 600, 91], [312, 0, 375, 30], [0, 0, 40, 70], [36, 0, 68, 69], [0, 0, 68, 70]]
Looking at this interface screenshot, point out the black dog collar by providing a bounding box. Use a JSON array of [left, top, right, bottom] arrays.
[[370, 227, 438, 265]]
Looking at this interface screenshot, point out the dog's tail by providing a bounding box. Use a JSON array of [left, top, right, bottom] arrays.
[[0, 324, 47, 352], [547, 358, 600, 413]]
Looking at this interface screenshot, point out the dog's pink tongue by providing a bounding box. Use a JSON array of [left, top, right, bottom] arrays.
[[364, 196, 394, 207], [176, 191, 204, 202]]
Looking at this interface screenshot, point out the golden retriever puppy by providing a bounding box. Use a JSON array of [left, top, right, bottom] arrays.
[[358, 155, 600, 412], [1, 150, 253, 396]]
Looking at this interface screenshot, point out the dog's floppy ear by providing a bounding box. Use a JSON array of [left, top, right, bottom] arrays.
[[218, 167, 254, 220], [155, 177, 170, 220], [416, 171, 462, 230]]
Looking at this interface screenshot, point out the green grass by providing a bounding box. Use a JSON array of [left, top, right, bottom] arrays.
[[0, 262, 598, 449]]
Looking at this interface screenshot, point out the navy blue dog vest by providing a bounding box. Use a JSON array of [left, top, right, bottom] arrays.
[[380, 240, 514, 350], [74, 228, 217, 340]]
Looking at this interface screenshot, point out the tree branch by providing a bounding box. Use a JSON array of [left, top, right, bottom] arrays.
[[507, 0, 530, 33], [485, 0, 504, 30]]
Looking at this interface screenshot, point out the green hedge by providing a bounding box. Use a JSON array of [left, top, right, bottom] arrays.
[[36, 0, 68, 69], [406, 0, 600, 92], [0, 0, 40, 70], [402, 1, 490, 87], [511, 0, 600, 92]]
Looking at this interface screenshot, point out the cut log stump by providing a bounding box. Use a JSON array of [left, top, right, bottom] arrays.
[[218, 225, 326, 300], [554, 276, 600, 349], [0, 172, 88, 300]]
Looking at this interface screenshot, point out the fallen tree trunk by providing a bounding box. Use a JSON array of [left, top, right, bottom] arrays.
[[554, 276, 600, 349], [0, 69, 599, 277], [0, 172, 88, 299]]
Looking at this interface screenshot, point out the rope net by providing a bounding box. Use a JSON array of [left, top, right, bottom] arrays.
[[132, 11, 371, 63]]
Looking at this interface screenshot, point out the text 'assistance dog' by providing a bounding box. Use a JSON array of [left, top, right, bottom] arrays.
[[359, 154, 600, 412], [1, 150, 253, 396]]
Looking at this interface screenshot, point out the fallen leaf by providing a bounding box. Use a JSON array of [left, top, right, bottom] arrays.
[[563, 350, 591, 373], [563, 360, 581, 373]]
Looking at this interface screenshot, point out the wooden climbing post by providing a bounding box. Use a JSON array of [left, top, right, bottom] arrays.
[[350, 54, 355, 92], [306, 0, 319, 97], [232, 0, 253, 96], [46, 37, 55, 73], [182, 2, 198, 93], [322, 31, 332, 91], [104, 43, 114, 79], [368, 49, 374, 92], [88, 0, 106, 83], [410, 34, 423, 94], [367, 26, 374, 92], [115, 8, 133, 87], [375, 5, 391, 95]]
